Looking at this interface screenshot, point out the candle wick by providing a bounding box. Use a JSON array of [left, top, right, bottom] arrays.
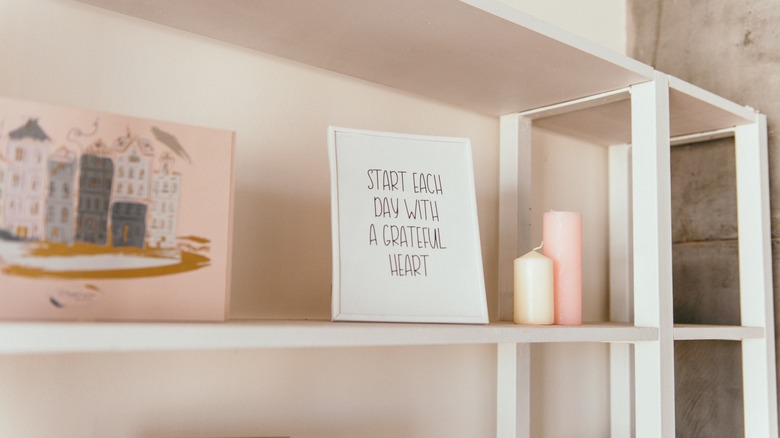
[[533, 242, 544, 252]]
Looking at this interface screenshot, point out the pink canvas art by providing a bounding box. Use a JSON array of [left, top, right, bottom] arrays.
[[0, 96, 234, 321]]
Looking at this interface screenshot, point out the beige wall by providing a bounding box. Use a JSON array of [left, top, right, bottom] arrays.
[[499, 0, 626, 54], [0, 1, 624, 437]]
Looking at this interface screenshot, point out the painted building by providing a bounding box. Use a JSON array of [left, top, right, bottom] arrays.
[[111, 201, 147, 248], [75, 139, 114, 245], [111, 130, 153, 203], [46, 146, 78, 244], [148, 153, 181, 248], [111, 130, 153, 247], [3, 119, 49, 240]]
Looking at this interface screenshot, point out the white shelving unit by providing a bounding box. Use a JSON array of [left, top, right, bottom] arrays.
[[1, 1, 776, 437], [0, 320, 655, 354]]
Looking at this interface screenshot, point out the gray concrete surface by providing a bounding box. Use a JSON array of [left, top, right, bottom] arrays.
[[671, 139, 738, 244], [629, 0, 780, 435]]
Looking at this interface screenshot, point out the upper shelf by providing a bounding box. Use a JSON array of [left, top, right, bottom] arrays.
[[74, 0, 758, 145], [534, 78, 758, 145]]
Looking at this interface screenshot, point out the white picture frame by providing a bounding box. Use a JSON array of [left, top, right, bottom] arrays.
[[328, 126, 488, 324]]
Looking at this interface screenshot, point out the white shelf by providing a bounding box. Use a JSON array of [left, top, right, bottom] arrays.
[[533, 77, 757, 146], [75, 0, 757, 147], [0, 320, 657, 355], [5, 321, 758, 355], [674, 324, 765, 341], [74, 0, 652, 118]]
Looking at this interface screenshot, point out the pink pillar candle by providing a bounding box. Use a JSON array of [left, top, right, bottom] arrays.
[[542, 211, 582, 325], [513, 245, 554, 325]]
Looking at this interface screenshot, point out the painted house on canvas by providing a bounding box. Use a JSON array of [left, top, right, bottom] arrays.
[[0, 95, 234, 322], [0, 122, 188, 250], [110, 130, 154, 248], [45, 146, 78, 244], [3, 119, 49, 240], [75, 139, 114, 245], [149, 152, 181, 249]]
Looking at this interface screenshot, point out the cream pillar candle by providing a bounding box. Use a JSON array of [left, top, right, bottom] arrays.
[[542, 211, 582, 325], [513, 244, 554, 324]]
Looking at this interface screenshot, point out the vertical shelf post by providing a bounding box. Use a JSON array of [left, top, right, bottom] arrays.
[[499, 114, 533, 321], [735, 115, 779, 438], [497, 343, 531, 438], [630, 73, 675, 437], [497, 113, 532, 438], [609, 143, 634, 437]]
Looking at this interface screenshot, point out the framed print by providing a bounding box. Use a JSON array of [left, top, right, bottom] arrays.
[[0, 96, 234, 321], [328, 126, 487, 324]]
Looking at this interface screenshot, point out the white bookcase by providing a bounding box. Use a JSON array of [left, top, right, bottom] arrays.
[[1, 1, 776, 437]]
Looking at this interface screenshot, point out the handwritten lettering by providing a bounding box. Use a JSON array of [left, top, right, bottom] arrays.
[[412, 172, 443, 195], [367, 169, 406, 191], [373, 196, 399, 218], [363, 168, 447, 277], [403, 198, 439, 221], [382, 225, 446, 249], [388, 253, 429, 277]]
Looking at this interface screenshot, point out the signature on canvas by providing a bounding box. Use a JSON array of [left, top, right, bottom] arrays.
[[0, 118, 210, 278]]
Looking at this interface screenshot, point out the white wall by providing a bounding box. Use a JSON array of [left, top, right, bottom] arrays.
[[498, 0, 627, 54], [0, 0, 625, 437]]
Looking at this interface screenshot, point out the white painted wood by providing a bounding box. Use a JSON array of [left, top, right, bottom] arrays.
[[532, 100, 632, 146], [670, 127, 735, 147], [499, 115, 532, 321], [609, 144, 634, 325], [517, 344, 531, 438], [527, 76, 755, 147], [497, 343, 530, 438], [73, 0, 652, 116], [609, 143, 634, 437], [735, 116, 779, 438], [669, 76, 756, 122], [673, 325, 764, 341], [630, 74, 675, 438], [610, 344, 634, 437], [496, 343, 516, 438], [517, 88, 630, 120], [461, 0, 651, 77], [72, 1, 762, 147], [0, 321, 659, 355]]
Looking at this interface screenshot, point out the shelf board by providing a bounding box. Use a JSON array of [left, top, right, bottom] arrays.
[[73, 0, 758, 147], [74, 0, 652, 117], [533, 81, 757, 146], [674, 324, 765, 341], [0, 320, 657, 355]]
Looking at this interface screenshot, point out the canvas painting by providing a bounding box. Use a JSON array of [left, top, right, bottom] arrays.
[[0, 96, 234, 321]]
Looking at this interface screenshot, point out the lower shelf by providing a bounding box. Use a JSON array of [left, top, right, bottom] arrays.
[[0, 321, 766, 355], [0, 320, 657, 354], [673, 324, 764, 341]]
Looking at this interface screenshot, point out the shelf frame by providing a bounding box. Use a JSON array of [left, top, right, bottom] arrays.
[[735, 115, 779, 438], [0, 320, 657, 355], [673, 324, 764, 341], [630, 73, 676, 438], [497, 70, 779, 438]]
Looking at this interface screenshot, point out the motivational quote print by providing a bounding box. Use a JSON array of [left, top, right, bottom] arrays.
[[365, 168, 448, 277]]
